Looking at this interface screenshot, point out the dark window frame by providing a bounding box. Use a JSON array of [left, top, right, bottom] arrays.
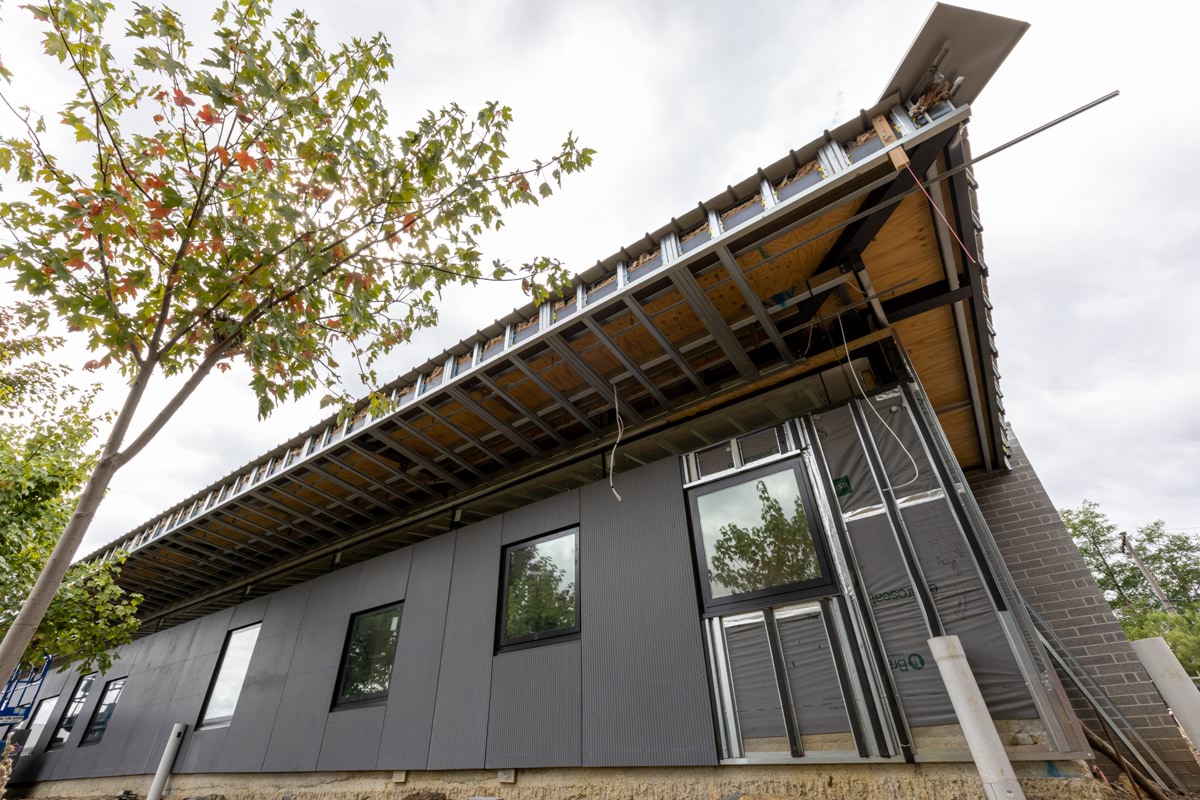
[[80, 677, 126, 745], [687, 456, 838, 615], [331, 601, 404, 710], [196, 621, 262, 729], [495, 527, 581, 653], [46, 673, 96, 751]]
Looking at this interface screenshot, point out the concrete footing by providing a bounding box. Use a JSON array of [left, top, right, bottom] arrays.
[[9, 762, 1107, 800]]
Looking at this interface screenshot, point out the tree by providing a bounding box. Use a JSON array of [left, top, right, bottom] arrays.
[[0, 0, 593, 682], [1062, 500, 1200, 674], [0, 306, 141, 673], [708, 480, 820, 595]]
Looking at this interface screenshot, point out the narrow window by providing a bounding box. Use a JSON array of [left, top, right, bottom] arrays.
[[198, 623, 261, 728], [18, 695, 57, 756], [47, 675, 95, 749], [81, 678, 125, 744], [498, 528, 579, 650], [334, 603, 402, 707]]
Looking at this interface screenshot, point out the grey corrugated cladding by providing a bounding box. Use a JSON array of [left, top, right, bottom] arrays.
[[13, 456, 721, 780], [486, 640, 582, 768], [579, 456, 718, 766], [427, 516, 503, 769]]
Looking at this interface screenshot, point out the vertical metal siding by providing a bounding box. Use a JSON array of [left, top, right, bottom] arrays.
[[217, 580, 312, 772], [317, 704, 386, 771], [377, 532, 454, 770], [485, 640, 582, 768], [501, 489, 580, 544], [579, 457, 718, 766], [261, 565, 362, 771], [427, 517, 502, 769]]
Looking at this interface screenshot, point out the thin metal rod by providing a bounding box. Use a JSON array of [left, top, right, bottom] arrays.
[[735, 91, 1121, 271]]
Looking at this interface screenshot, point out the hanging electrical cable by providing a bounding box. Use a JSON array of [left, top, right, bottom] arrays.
[[608, 383, 624, 502]]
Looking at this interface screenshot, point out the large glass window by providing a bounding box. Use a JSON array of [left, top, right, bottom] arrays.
[[334, 604, 402, 706], [689, 460, 832, 609], [81, 678, 125, 744], [198, 623, 261, 728], [19, 695, 57, 756], [47, 675, 95, 749], [498, 528, 579, 649]]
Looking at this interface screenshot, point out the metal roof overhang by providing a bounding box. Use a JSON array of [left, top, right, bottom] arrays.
[[94, 86, 1014, 630]]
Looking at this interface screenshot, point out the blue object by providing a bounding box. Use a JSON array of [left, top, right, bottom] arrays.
[[0, 657, 52, 725]]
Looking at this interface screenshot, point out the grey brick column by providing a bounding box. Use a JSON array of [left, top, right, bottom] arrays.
[[967, 437, 1200, 791]]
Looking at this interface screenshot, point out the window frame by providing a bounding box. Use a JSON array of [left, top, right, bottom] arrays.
[[17, 694, 58, 757], [196, 622, 262, 729], [495, 527, 581, 653], [46, 673, 96, 750], [80, 677, 126, 745], [687, 456, 837, 615], [331, 601, 404, 710]]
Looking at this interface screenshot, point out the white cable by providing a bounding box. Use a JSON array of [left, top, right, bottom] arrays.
[[608, 383, 624, 502], [836, 311, 920, 492]]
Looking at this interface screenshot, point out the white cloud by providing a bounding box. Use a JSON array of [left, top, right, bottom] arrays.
[[1, 0, 1198, 555]]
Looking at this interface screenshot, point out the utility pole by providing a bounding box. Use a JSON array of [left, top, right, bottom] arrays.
[[1121, 532, 1178, 613]]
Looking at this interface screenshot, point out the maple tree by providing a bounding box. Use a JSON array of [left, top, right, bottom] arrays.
[[0, 0, 593, 682]]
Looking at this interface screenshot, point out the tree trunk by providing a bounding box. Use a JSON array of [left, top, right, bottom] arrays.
[[0, 363, 153, 684]]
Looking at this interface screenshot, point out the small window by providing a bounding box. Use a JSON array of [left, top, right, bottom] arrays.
[[81, 678, 125, 744], [695, 442, 735, 477], [737, 427, 786, 466], [47, 674, 95, 749], [334, 604, 403, 707], [198, 623, 261, 728], [498, 528, 579, 650]]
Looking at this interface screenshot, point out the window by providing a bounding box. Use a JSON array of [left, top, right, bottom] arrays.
[[498, 528, 579, 650], [334, 604, 402, 707], [17, 696, 56, 757], [47, 675, 95, 749], [198, 623, 261, 728], [688, 459, 833, 610], [81, 678, 125, 744], [687, 424, 792, 481]]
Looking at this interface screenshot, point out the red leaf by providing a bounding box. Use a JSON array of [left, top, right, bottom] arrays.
[[208, 146, 230, 167], [144, 174, 166, 190], [173, 88, 195, 107], [233, 150, 257, 171], [153, 114, 165, 123], [196, 104, 222, 126], [261, 156, 274, 172], [401, 213, 416, 231], [217, 362, 231, 373], [146, 199, 169, 220], [256, 141, 269, 154], [65, 254, 87, 270]]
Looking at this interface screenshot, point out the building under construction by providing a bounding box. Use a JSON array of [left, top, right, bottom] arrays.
[[6, 5, 1198, 799]]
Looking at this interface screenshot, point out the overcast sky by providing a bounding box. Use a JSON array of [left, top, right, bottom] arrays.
[[1, 0, 1197, 554]]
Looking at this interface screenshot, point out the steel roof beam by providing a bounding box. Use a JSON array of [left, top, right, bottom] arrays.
[[232, 493, 345, 541], [302, 459, 406, 516], [508, 353, 598, 433], [716, 245, 796, 365], [445, 386, 541, 457], [546, 335, 645, 425], [388, 419, 486, 481], [669, 269, 758, 381], [621, 298, 709, 396], [422, 406, 512, 468], [581, 317, 672, 410], [364, 427, 470, 491], [323, 447, 414, 510], [474, 373, 569, 448], [273, 473, 367, 520]]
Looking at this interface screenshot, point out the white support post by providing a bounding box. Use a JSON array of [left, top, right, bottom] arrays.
[[146, 723, 187, 800], [1131, 637, 1200, 750], [928, 635, 1025, 800]]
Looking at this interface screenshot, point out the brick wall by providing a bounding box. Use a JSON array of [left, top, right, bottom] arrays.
[[967, 437, 1200, 790]]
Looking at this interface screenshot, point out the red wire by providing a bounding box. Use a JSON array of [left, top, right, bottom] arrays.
[[903, 161, 976, 265]]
